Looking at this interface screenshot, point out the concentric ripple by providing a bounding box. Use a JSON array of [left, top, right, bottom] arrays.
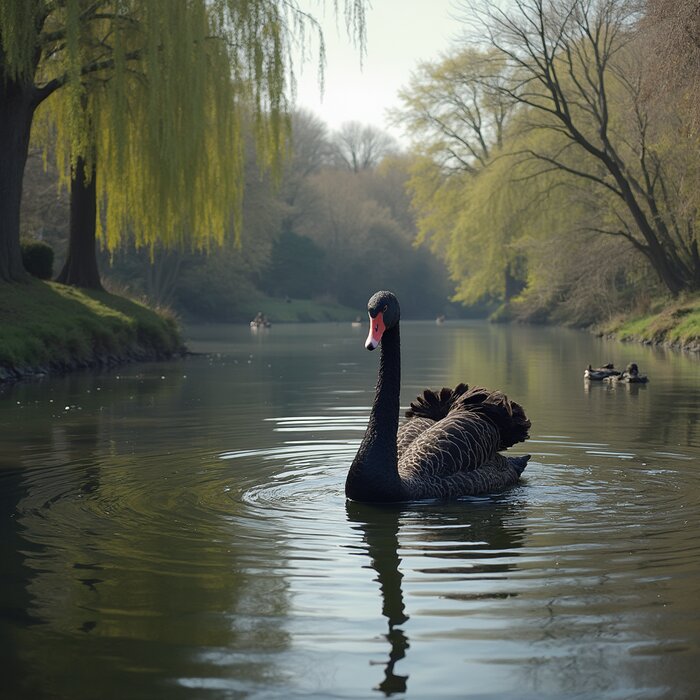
[[222, 412, 364, 516]]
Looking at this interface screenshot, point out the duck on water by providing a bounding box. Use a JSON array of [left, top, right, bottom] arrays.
[[584, 363, 621, 381], [605, 362, 649, 383], [345, 291, 531, 503]]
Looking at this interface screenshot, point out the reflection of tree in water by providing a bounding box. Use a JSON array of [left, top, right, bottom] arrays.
[[0, 465, 44, 699], [346, 498, 527, 696], [0, 386, 104, 698]]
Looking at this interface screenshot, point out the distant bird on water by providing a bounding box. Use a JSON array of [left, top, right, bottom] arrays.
[[584, 363, 621, 381], [604, 362, 648, 383]]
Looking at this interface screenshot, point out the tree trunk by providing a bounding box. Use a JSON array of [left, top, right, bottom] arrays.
[[0, 79, 36, 283], [504, 259, 524, 302], [603, 155, 686, 297], [56, 156, 103, 290]]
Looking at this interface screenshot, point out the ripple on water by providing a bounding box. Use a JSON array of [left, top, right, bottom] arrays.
[[2, 392, 700, 700], [8, 414, 698, 571]]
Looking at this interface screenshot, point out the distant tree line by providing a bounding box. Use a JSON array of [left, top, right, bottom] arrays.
[[21, 111, 452, 319], [101, 114, 451, 319]]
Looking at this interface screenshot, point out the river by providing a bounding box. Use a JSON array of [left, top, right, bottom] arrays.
[[1, 320, 698, 699]]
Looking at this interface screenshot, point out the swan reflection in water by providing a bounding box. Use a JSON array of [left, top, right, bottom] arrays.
[[346, 499, 527, 696], [346, 502, 410, 695]]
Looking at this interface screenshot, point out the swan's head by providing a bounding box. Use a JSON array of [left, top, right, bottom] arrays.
[[365, 291, 400, 350]]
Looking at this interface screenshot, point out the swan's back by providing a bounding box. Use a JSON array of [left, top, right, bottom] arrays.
[[396, 384, 531, 499]]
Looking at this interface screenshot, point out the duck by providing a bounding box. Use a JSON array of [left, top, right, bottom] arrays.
[[584, 363, 621, 380], [605, 362, 648, 383], [345, 291, 531, 503]]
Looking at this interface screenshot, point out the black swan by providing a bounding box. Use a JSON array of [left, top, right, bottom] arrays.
[[345, 291, 532, 503]]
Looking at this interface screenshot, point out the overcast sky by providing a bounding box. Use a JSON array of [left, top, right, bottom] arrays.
[[292, 0, 464, 143]]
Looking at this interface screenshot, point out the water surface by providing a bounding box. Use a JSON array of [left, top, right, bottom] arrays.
[[1, 321, 699, 699]]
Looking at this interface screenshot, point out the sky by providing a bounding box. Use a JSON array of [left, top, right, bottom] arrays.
[[292, 0, 465, 143]]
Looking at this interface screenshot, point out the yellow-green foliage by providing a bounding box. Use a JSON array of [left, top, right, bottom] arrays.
[[0, 280, 182, 369], [401, 11, 700, 316], [2, 1, 368, 262], [401, 47, 539, 306], [396, 47, 512, 171], [0, 0, 41, 80], [26, 0, 302, 257], [408, 137, 545, 306]]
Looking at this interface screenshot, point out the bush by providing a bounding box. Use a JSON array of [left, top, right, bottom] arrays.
[[21, 239, 54, 280]]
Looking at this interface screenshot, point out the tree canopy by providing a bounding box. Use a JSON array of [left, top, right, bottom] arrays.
[[399, 0, 700, 323], [0, 0, 367, 282]]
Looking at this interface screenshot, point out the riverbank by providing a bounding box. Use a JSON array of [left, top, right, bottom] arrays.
[[0, 280, 184, 383], [2, 283, 696, 384], [597, 294, 700, 353]]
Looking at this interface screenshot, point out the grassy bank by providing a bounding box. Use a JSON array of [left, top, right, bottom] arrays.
[[0, 280, 183, 381], [598, 295, 700, 352]]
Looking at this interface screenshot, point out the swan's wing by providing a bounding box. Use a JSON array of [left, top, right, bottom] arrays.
[[449, 385, 530, 449], [398, 384, 471, 458], [397, 417, 432, 458], [395, 384, 531, 499], [398, 411, 502, 481], [403, 383, 530, 451], [405, 384, 468, 421], [401, 453, 524, 500]]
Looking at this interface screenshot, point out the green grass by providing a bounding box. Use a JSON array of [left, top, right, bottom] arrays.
[[0, 279, 183, 372], [600, 295, 700, 350]]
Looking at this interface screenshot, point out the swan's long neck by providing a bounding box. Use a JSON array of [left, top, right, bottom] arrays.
[[345, 324, 403, 502]]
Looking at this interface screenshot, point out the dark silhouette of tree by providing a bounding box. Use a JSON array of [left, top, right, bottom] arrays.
[[331, 121, 397, 172], [261, 230, 325, 299], [55, 156, 102, 289]]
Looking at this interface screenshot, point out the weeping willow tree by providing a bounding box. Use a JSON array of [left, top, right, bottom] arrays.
[[0, 0, 367, 285]]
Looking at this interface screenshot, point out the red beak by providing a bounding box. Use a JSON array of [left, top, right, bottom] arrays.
[[365, 311, 386, 350]]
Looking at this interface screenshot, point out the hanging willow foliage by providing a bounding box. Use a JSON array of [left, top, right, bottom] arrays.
[[3, 0, 366, 256]]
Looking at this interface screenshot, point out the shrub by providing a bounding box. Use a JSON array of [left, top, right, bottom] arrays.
[[21, 239, 54, 280]]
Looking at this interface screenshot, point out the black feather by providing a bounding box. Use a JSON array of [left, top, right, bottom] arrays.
[[405, 383, 530, 450]]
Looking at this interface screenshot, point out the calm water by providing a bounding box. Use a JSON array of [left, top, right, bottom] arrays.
[[1, 321, 699, 699]]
